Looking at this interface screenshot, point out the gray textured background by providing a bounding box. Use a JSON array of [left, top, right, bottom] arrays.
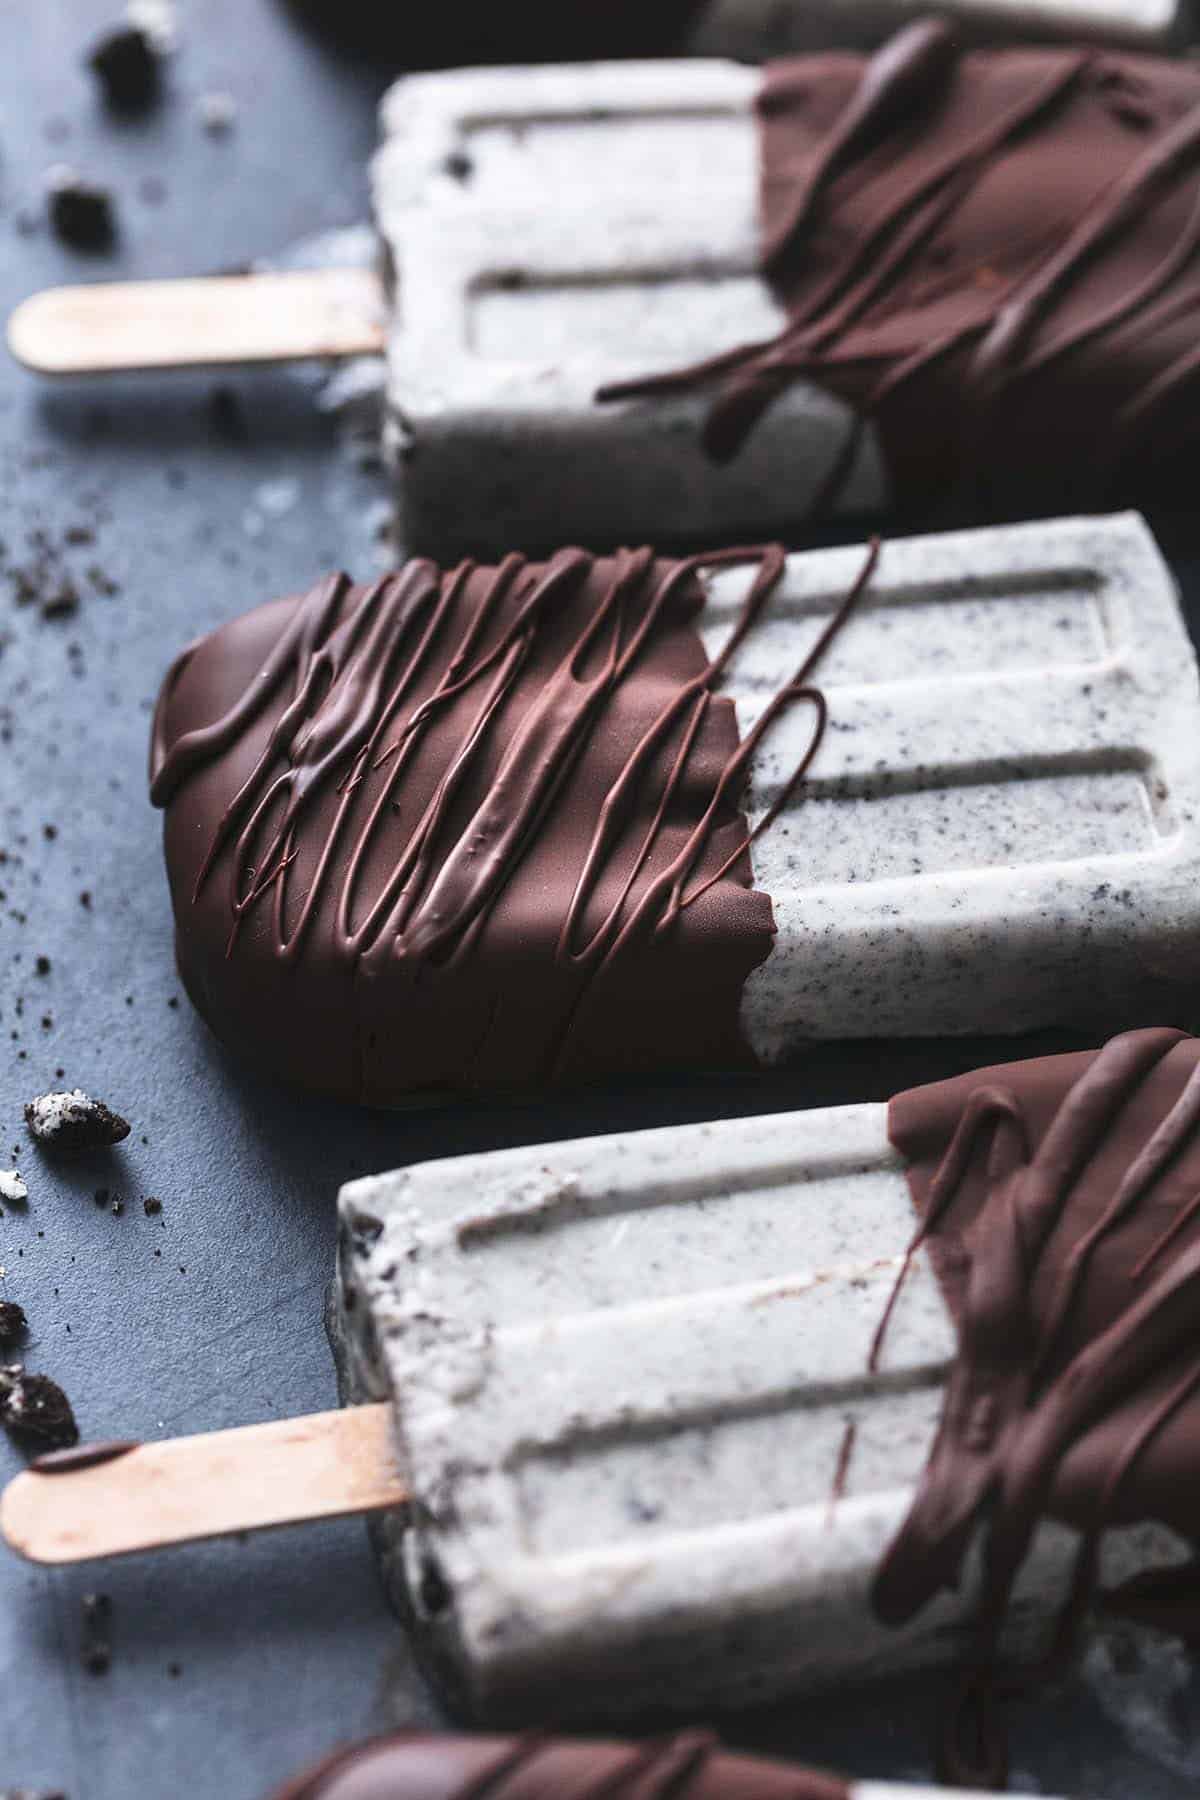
[[2, 4, 1200, 1796]]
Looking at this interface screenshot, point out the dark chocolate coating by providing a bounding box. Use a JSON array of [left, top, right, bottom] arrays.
[[149, 546, 872, 1104], [881, 1027, 1200, 1782], [267, 1730, 849, 1799], [602, 26, 1200, 521]]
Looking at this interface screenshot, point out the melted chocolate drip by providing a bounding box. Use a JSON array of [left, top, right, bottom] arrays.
[[267, 1730, 849, 1800], [31, 1439, 138, 1475], [599, 28, 1200, 520], [880, 1027, 1200, 1785], [150, 545, 875, 1104]]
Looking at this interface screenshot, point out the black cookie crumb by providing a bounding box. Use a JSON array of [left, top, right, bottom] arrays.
[[0, 1301, 28, 1345], [88, 26, 161, 113], [25, 1089, 131, 1154], [46, 168, 116, 252], [208, 385, 248, 444], [143, 1196, 161, 1216], [35, 955, 51, 976], [0, 1365, 79, 1449], [81, 1591, 113, 1676]]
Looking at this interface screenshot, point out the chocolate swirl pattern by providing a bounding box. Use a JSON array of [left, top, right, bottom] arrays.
[[150, 544, 875, 1103], [880, 1027, 1200, 1784], [600, 23, 1200, 520], [268, 1730, 849, 1800]]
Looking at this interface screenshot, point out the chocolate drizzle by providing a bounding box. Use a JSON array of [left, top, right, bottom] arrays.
[[150, 544, 875, 1103], [267, 1729, 849, 1800], [599, 25, 1200, 519], [879, 1027, 1200, 1785]]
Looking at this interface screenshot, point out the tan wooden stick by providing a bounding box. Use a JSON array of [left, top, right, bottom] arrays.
[[0, 1402, 405, 1564], [7, 267, 386, 375]]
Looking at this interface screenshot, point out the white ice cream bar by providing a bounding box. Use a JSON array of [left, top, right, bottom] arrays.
[[333, 1103, 1185, 1723], [373, 57, 873, 556], [709, 514, 1193, 1051]]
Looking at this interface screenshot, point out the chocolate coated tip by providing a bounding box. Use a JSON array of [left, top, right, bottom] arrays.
[[267, 1730, 849, 1799]]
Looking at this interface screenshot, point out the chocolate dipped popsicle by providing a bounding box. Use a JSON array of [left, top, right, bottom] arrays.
[[264, 1728, 1072, 1799], [376, 21, 1200, 556], [150, 514, 1200, 1106], [332, 1026, 1200, 1781]]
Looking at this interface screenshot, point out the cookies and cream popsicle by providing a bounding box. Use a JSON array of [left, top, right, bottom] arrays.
[[149, 512, 1200, 1105], [264, 1728, 1082, 1799], [332, 1026, 1200, 1781], [375, 22, 1200, 556], [5, 1031, 1197, 1783]]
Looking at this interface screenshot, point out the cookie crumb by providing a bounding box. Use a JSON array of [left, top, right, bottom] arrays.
[[0, 1170, 27, 1204], [25, 1089, 131, 1153], [81, 1591, 113, 1675], [88, 25, 161, 112], [143, 1196, 161, 1216], [197, 91, 236, 134], [45, 166, 117, 252], [0, 1301, 27, 1344], [0, 1365, 79, 1449]]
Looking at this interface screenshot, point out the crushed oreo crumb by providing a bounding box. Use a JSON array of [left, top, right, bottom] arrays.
[[143, 1196, 161, 1216], [0, 1301, 27, 1344], [24, 1089, 131, 1154], [110, 1199, 124, 1218], [81, 1592, 113, 1676], [88, 25, 161, 112], [35, 955, 51, 976], [197, 91, 236, 134], [45, 167, 117, 252], [0, 1170, 28, 1204], [208, 384, 248, 444], [0, 1366, 79, 1449]]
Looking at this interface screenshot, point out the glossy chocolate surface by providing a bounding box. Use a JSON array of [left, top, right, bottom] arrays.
[[150, 546, 871, 1104], [882, 1027, 1200, 1779], [604, 24, 1200, 520]]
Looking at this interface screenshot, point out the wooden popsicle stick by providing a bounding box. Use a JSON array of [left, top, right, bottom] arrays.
[[0, 1402, 405, 1565], [7, 267, 386, 375]]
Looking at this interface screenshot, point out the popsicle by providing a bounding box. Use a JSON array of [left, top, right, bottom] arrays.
[[5, 1029, 1198, 1785], [328, 1028, 1200, 1754], [263, 1729, 1082, 1799], [148, 512, 1200, 1105], [373, 23, 1200, 555], [14, 23, 1200, 559]]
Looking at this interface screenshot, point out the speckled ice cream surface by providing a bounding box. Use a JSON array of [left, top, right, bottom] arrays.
[[333, 1105, 1187, 1724], [371, 57, 878, 556], [690, 513, 1200, 1056], [370, 43, 1178, 555]]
